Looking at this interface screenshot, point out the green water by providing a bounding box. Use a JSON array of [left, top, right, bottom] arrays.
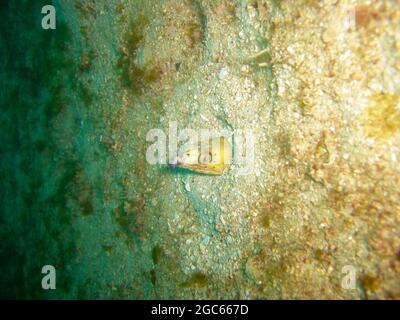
[[0, 0, 145, 299]]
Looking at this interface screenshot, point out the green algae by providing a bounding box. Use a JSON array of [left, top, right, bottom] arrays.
[[180, 272, 208, 288], [184, 21, 203, 49], [152, 245, 163, 265], [74, 1, 98, 20], [102, 244, 113, 255], [79, 50, 96, 73], [116, 13, 163, 96], [150, 269, 157, 286], [79, 80, 94, 108], [260, 214, 270, 228]]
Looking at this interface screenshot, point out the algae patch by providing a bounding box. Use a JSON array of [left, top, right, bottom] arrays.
[[152, 245, 163, 265], [363, 92, 400, 141], [180, 272, 208, 288], [116, 13, 162, 96]]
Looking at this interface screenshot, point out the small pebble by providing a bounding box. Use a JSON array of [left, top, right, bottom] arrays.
[[184, 182, 191, 192], [219, 67, 229, 80]]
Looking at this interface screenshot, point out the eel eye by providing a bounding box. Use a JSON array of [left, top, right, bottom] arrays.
[[198, 152, 212, 164]]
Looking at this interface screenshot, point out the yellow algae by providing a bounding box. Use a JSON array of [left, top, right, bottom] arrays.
[[363, 92, 400, 140]]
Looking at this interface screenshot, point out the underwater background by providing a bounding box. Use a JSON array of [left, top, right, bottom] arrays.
[[0, 0, 399, 299]]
